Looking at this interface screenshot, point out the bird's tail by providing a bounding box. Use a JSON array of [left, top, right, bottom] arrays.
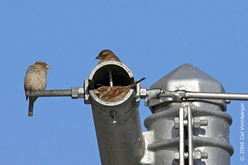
[[129, 78, 146, 88], [28, 100, 34, 117], [28, 97, 37, 117]]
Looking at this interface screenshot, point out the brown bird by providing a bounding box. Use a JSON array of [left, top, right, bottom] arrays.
[[24, 61, 51, 116], [95, 49, 121, 64], [94, 78, 145, 102]]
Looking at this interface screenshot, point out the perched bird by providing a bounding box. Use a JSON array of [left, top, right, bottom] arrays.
[[95, 49, 121, 64], [24, 61, 51, 116], [94, 78, 145, 102]]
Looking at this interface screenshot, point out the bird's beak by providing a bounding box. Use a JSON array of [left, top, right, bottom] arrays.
[[46, 65, 51, 69], [95, 55, 99, 59]]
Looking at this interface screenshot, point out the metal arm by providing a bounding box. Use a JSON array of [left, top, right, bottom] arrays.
[[25, 87, 84, 99], [26, 87, 248, 103], [144, 88, 248, 102]]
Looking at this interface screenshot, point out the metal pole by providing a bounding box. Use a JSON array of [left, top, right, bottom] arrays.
[[144, 64, 234, 165], [86, 61, 144, 165]]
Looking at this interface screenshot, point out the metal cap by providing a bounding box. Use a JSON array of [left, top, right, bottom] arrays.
[[149, 63, 226, 111]]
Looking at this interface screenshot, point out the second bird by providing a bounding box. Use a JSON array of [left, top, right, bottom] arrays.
[[24, 61, 51, 116], [95, 49, 121, 64]]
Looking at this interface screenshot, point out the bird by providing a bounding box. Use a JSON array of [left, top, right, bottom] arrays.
[[94, 78, 145, 102], [24, 61, 51, 116], [95, 49, 121, 64]]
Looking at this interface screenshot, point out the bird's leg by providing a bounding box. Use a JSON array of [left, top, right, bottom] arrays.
[[109, 70, 113, 87]]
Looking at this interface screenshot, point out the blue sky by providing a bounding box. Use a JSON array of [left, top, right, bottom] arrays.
[[1, 1, 248, 164]]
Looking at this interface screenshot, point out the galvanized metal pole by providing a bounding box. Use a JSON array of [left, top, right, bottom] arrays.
[[85, 61, 144, 165], [142, 64, 234, 165]]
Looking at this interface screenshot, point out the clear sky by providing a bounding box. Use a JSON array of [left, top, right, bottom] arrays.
[[1, 1, 248, 165]]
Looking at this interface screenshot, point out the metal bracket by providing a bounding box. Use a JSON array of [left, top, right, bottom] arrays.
[[174, 106, 208, 164]]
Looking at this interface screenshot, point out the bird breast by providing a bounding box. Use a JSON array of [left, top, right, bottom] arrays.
[[24, 66, 47, 91]]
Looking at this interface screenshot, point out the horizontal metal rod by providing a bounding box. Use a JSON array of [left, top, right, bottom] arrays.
[[185, 92, 248, 100], [26, 90, 72, 97], [25, 88, 248, 101], [158, 90, 248, 101]]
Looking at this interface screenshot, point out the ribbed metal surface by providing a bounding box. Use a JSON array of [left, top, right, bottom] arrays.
[[141, 64, 233, 165]]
